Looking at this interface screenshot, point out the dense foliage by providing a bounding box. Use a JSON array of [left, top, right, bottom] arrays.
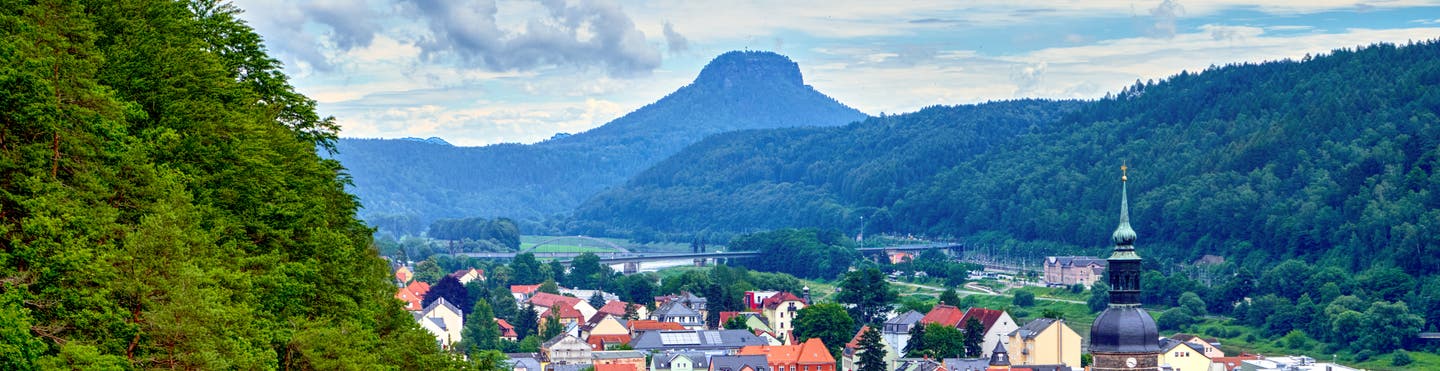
[[0, 0, 450, 368], [334, 51, 867, 235], [729, 228, 857, 279]]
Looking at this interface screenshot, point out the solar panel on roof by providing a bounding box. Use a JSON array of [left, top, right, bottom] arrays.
[[704, 331, 723, 344], [661, 332, 700, 345]]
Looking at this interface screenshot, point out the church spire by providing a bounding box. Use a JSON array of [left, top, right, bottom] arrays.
[[1111, 164, 1137, 248], [1107, 164, 1142, 306]]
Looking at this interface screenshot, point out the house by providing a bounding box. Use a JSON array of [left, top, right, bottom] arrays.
[[888, 251, 915, 264], [512, 284, 543, 302], [883, 310, 925, 354], [745, 291, 780, 311], [584, 313, 631, 337], [891, 358, 946, 371], [531, 292, 598, 320], [920, 304, 966, 327], [540, 303, 588, 331], [542, 334, 593, 365], [562, 288, 619, 304], [630, 329, 769, 353], [597, 364, 642, 371], [655, 292, 708, 323], [598, 300, 649, 320], [415, 297, 464, 350], [1004, 318, 1081, 367], [1237, 356, 1362, 371], [593, 350, 648, 371], [651, 351, 711, 371], [840, 326, 898, 371], [938, 358, 989, 371], [508, 353, 544, 371], [653, 299, 707, 330], [406, 281, 432, 300], [739, 338, 835, 371], [1041, 256, 1107, 287], [450, 268, 485, 285], [396, 285, 424, 311], [1157, 338, 1211, 371], [395, 266, 414, 284], [760, 292, 807, 343], [1169, 333, 1225, 358], [628, 319, 688, 338], [1210, 353, 1261, 371], [708, 355, 771, 371], [958, 308, 1018, 357], [588, 334, 633, 351], [498, 318, 519, 341]]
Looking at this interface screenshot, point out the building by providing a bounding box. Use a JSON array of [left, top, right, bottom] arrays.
[[1005, 318, 1081, 367], [593, 350, 648, 371], [653, 299, 707, 330], [888, 251, 915, 265], [841, 326, 898, 371], [655, 292, 709, 324], [498, 318, 519, 341], [1210, 354, 1261, 371], [512, 284, 543, 302], [630, 329, 769, 353], [891, 358, 945, 371], [1237, 356, 1362, 371], [395, 285, 425, 311], [882, 310, 925, 354], [531, 292, 598, 321], [739, 337, 836, 371], [1042, 257, 1107, 287], [1168, 334, 1224, 358], [760, 292, 807, 344], [920, 304, 965, 328], [709, 355, 771, 371], [959, 308, 1018, 358], [1089, 166, 1163, 371], [745, 291, 781, 311], [542, 334, 594, 365], [598, 300, 649, 320], [628, 320, 688, 339], [450, 268, 485, 285], [508, 353, 544, 371], [414, 297, 464, 350], [1156, 338, 1210, 371], [597, 364, 642, 371], [651, 352, 711, 371], [395, 266, 413, 284]]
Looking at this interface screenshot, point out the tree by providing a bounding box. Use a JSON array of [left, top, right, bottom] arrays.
[[623, 303, 639, 320], [904, 321, 927, 357], [724, 315, 750, 330], [1013, 290, 1035, 307], [1357, 301, 1423, 351], [462, 300, 502, 354], [1156, 308, 1194, 331], [793, 303, 857, 358], [963, 318, 984, 357], [515, 304, 540, 341], [1088, 282, 1111, 313], [921, 324, 965, 358], [588, 291, 607, 310], [538, 279, 561, 295], [1178, 291, 1206, 316], [939, 288, 961, 306], [471, 349, 510, 371], [856, 326, 888, 371], [510, 253, 545, 284], [424, 275, 473, 315], [1393, 350, 1413, 367], [491, 290, 520, 324], [541, 314, 564, 340], [569, 253, 608, 289], [415, 260, 447, 284], [838, 268, 897, 324]]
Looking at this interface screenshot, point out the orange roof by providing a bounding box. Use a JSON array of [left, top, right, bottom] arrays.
[[587, 334, 633, 351], [594, 364, 640, 371], [529, 292, 583, 309], [738, 338, 835, 365], [761, 292, 806, 309], [496, 318, 518, 338], [1212, 354, 1262, 371], [395, 287, 423, 311], [718, 311, 747, 325], [921, 304, 965, 327], [406, 281, 431, 297], [598, 300, 633, 316], [959, 308, 1005, 332], [511, 284, 542, 295], [628, 320, 686, 332], [395, 266, 413, 282], [844, 325, 871, 350], [550, 304, 585, 319]]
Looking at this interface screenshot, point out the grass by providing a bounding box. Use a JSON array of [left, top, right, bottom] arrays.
[[1181, 319, 1427, 370], [519, 235, 697, 253], [654, 266, 840, 302], [1015, 286, 1091, 302]]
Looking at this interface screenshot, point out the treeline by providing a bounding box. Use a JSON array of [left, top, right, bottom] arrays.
[[427, 217, 522, 250], [333, 51, 867, 234], [0, 1, 450, 369], [729, 228, 859, 279]]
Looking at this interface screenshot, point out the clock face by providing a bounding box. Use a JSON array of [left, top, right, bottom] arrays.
[[1126, 357, 1137, 368]]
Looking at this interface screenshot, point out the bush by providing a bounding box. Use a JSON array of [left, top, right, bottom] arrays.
[[1014, 291, 1036, 307], [1355, 350, 1374, 362], [1392, 350, 1413, 367]]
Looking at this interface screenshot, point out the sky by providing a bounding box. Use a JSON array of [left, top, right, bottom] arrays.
[[230, 0, 1440, 146]]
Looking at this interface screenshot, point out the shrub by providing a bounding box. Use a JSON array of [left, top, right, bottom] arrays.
[[1392, 350, 1413, 367]]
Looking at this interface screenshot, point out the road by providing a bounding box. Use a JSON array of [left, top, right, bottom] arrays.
[[888, 279, 1086, 305]]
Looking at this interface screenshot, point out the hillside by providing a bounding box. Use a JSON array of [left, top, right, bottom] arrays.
[[573, 41, 1440, 278], [0, 2, 450, 368], [333, 51, 867, 234]]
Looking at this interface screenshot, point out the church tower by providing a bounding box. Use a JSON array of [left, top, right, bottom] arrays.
[[1088, 165, 1161, 371]]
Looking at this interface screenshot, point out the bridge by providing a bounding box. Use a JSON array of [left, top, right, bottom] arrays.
[[454, 242, 965, 264], [1420, 332, 1440, 340]]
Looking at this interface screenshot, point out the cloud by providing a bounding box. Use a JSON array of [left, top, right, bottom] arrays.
[[662, 21, 689, 54], [1012, 61, 1048, 94], [1148, 0, 1186, 39], [404, 0, 663, 77], [299, 0, 381, 50]]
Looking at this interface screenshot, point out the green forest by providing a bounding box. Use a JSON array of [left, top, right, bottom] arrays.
[[334, 50, 867, 235], [569, 41, 1440, 342], [0, 0, 454, 368]]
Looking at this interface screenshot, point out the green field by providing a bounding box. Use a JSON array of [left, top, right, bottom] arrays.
[[518, 235, 696, 253]]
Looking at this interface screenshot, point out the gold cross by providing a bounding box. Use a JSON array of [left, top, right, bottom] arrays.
[[1121, 163, 1128, 182]]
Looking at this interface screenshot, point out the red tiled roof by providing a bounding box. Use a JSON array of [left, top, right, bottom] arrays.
[[845, 325, 872, 350], [627, 320, 686, 332], [761, 292, 806, 309], [718, 311, 746, 325], [511, 284, 542, 295], [959, 308, 1005, 332], [552, 304, 585, 319], [1211, 354, 1262, 371], [496, 318, 518, 338], [594, 363, 639, 371], [921, 304, 965, 327], [598, 300, 632, 316], [529, 292, 583, 309], [406, 281, 431, 297], [587, 334, 633, 351], [739, 338, 835, 365], [395, 286, 423, 311]]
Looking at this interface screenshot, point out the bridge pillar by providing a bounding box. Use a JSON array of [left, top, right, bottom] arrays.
[[623, 262, 640, 274], [693, 258, 707, 267]]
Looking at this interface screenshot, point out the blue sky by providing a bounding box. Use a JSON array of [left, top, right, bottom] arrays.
[[231, 0, 1440, 146]]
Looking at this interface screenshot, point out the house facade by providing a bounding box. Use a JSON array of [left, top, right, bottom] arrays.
[[958, 308, 1018, 358], [882, 310, 924, 355], [1004, 318, 1081, 367], [738, 338, 835, 371], [415, 297, 464, 350], [760, 292, 807, 344], [651, 352, 710, 371], [1042, 256, 1107, 287], [593, 350, 648, 371], [653, 300, 706, 330], [542, 334, 594, 365], [1169, 334, 1225, 358], [1157, 338, 1211, 371]]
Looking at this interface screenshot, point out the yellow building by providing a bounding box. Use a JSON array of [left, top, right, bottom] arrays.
[[1157, 338, 1211, 371], [1005, 318, 1081, 367]]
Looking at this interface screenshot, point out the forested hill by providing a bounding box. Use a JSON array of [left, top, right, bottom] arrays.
[[573, 41, 1440, 277], [0, 2, 451, 369], [333, 51, 867, 234]]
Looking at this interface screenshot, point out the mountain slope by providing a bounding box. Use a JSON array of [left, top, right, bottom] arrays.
[[573, 41, 1440, 278], [334, 51, 867, 234]]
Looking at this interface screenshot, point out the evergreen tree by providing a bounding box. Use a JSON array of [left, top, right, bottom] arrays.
[[589, 291, 607, 311], [939, 288, 961, 307], [856, 326, 887, 371], [462, 300, 502, 354], [515, 304, 540, 341], [904, 322, 927, 357], [838, 268, 897, 324], [963, 318, 985, 357]]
